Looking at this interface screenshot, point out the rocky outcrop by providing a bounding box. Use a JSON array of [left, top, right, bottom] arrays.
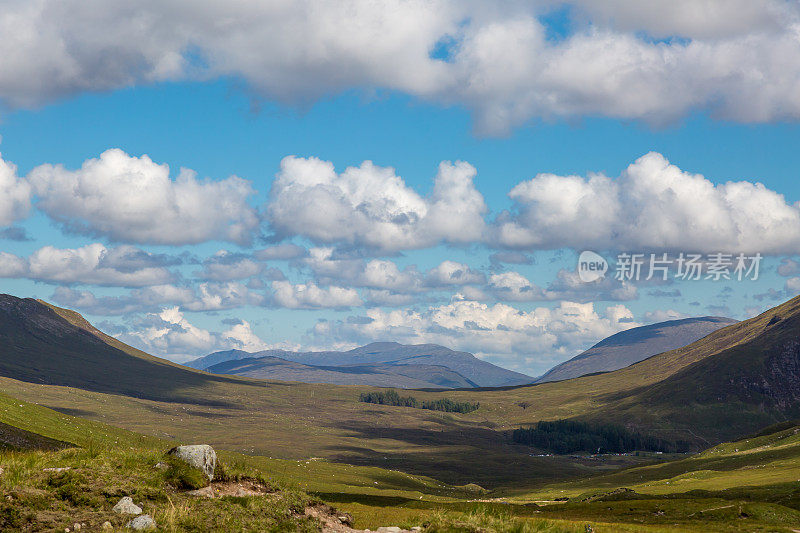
[[167, 444, 217, 481]]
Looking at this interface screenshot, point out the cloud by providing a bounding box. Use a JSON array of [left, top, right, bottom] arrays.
[[489, 251, 533, 267], [643, 309, 691, 322], [778, 258, 800, 277], [2, 2, 800, 134], [270, 280, 362, 309], [183, 282, 265, 311], [119, 307, 279, 362], [267, 157, 486, 250], [568, 0, 788, 40], [0, 226, 32, 241], [29, 149, 259, 245], [425, 260, 485, 286], [470, 269, 637, 303], [0, 153, 31, 226], [315, 299, 639, 374], [254, 244, 308, 261], [0, 244, 176, 287], [195, 251, 266, 281], [51, 280, 263, 315], [495, 152, 800, 254]]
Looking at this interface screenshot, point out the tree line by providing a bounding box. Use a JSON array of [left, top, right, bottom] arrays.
[[512, 419, 693, 454], [359, 390, 480, 413]]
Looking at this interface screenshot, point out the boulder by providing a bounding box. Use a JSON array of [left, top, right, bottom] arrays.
[[167, 445, 217, 481], [126, 514, 156, 531], [112, 496, 142, 515]]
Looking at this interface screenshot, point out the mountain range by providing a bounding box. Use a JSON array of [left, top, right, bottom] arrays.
[[187, 342, 535, 388], [536, 316, 738, 383]]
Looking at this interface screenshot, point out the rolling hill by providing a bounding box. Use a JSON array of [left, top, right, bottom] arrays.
[[205, 356, 479, 388], [0, 294, 259, 404], [536, 316, 738, 383], [188, 342, 534, 388]]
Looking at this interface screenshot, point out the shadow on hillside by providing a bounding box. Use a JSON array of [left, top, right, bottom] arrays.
[[43, 406, 97, 418], [322, 419, 585, 488]]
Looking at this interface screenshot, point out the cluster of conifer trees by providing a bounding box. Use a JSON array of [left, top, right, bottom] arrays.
[[512, 419, 692, 454], [359, 390, 480, 413]]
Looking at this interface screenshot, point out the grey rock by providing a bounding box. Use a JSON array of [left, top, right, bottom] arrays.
[[376, 527, 403, 533], [167, 444, 217, 481], [101, 522, 113, 530], [112, 496, 142, 515], [126, 515, 156, 530]]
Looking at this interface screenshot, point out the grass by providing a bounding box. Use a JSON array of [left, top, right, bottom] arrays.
[[0, 444, 320, 531], [3, 388, 800, 531]]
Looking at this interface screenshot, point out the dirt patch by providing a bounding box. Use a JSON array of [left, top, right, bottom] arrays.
[[186, 479, 275, 498], [304, 504, 357, 533]]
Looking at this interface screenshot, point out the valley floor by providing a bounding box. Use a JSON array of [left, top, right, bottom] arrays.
[[3, 390, 800, 532]]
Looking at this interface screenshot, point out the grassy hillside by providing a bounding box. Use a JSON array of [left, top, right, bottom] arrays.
[[0, 295, 260, 404]]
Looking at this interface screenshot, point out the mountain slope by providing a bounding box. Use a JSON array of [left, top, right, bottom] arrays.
[[585, 298, 800, 442], [189, 342, 534, 388], [0, 294, 258, 404], [206, 356, 478, 388], [537, 316, 738, 383]]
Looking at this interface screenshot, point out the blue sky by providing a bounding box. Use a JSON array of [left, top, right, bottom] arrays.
[[2, 1, 800, 375]]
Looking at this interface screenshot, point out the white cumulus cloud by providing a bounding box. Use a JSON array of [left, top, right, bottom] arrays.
[[267, 157, 486, 251], [0, 153, 31, 226], [496, 152, 800, 254], [0, 244, 176, 287], [315, 299, 639, 374], [271, 280, 362, 309], [29, 149, 259, 245], [2, 2, 800, 134]]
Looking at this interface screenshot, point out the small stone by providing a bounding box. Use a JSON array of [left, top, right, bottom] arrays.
[[113, 496, 142, 515], [153, 462, 168, 471], [411, 528, 423, 532], [186, 486, 215, 498], [64, 528, 70, 533], [377, 528, 402, 533], [43, 467, 71, 472], [126, 514, 156, 531], [102, 522, 113, 530], [73, 524, 82, 531]]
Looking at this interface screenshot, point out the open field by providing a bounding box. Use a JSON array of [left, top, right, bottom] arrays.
[[3, 392, 800, 531]]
